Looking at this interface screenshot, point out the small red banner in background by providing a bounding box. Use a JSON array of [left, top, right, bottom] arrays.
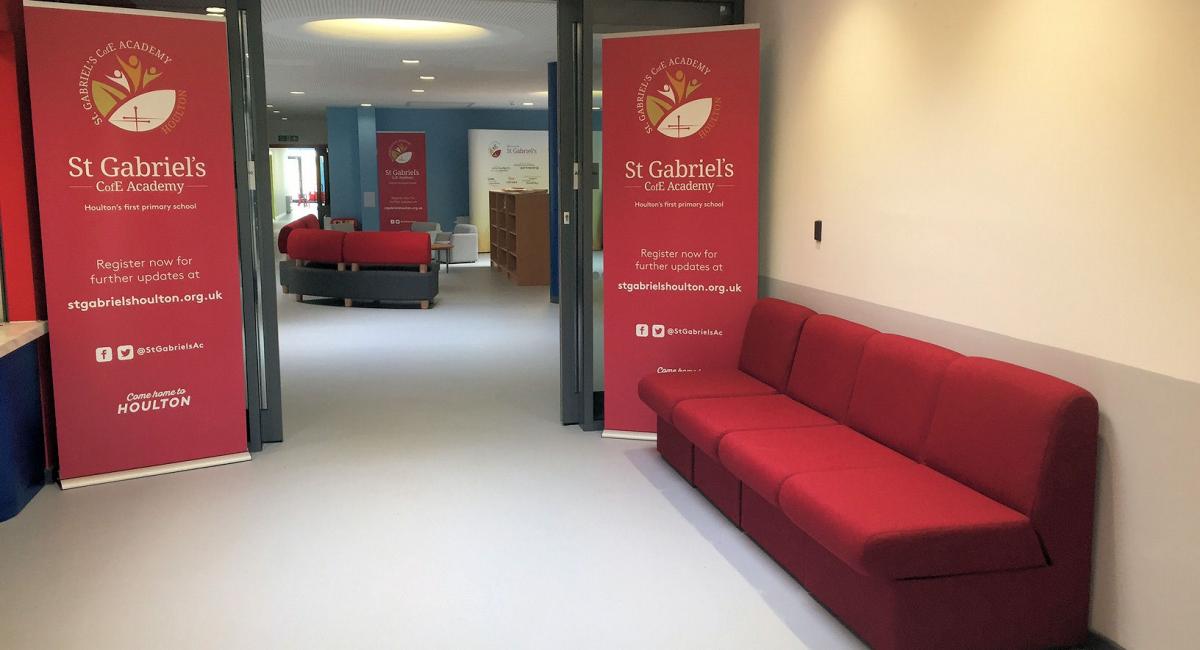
[[602, 26, 761, 433], [23, 2, 248, 480], [377, 131, 429, 230]]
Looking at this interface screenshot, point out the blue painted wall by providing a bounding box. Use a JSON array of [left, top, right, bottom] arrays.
[[327, 106, 549, 231]]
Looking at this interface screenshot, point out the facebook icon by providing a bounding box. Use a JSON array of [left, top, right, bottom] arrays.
[[95, 347, 113, 363]]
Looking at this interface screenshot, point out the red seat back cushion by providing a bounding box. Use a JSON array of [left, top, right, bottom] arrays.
[[784, 315, 878, 420], [277, 214, 321, 253], [287, 229, 345, 264], [343, 231, 430, 266], [737, 299, 816, 390], [845, 334, 961, 459], [922, 357, 1098, 515]]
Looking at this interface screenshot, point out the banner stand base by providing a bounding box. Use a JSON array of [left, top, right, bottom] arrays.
[[60, 451, 251, 490], [602, 429, 657, 442]]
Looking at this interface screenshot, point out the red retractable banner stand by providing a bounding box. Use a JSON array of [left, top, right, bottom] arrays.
[[23, 2, 249, 485], [602, 26, 760, 434], [377, 131, 428, 230]]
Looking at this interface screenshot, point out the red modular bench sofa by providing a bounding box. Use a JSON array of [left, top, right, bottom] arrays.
[[639, 298, 1098, 650], [279, 229, 438, 308]]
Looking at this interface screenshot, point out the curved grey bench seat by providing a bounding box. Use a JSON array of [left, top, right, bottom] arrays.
[[279, 261, 439, 309]]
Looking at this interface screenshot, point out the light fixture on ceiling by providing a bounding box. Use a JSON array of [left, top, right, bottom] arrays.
[[281, 117, 288, 121], [205, 7, 225, 15], [361, 103, 373, 107], [592, 106, 600, 111], [532, 91, 549, 97], [411, 89, 425, 93], [521, 102, 534, 106], [302, 18, 490, 45], [419, 75, 436, 81], [289, 90, 305, 95], [402, 59, 420, 64], [266, 104, 274, 108], [272, 110, 280, 113]]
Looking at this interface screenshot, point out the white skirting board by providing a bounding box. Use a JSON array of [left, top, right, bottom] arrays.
[[59, 451, 252, 490], [601, 429, 657, 442]]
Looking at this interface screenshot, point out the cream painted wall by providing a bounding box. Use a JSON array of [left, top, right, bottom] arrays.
[[748, 1, 1200, 647], [750, 0, 1199, 385]]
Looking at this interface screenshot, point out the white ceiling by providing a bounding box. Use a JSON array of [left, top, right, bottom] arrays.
[[260, 0, 557, 118]]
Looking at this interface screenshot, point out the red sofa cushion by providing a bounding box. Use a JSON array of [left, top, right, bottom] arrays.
[[638, 369, 776, 424], [721, 425, 912, 505], [737, 299, 816, 390], [845, 334, 961, 459], [673, 394, 835, 459], [784, 315, 877, 420], [287, 229, 345, 264], [779, 464, 1047, 580], [277, 214, 320, 254], [923, 357, 1098, 515], [343, 231, 431, 266]]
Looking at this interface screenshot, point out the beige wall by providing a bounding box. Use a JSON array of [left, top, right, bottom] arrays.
[[748, 1, 1200, 647]]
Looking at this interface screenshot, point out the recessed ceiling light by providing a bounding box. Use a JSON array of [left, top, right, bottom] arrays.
[[522, 102, 534, 106], [272, 110, 280, 113], [281, 117, 288, 121], [411, 89, 425, 93], [266, 104, 274, 108], [302, 17, 489, 45], [360, 103, 373, 107], [205, 7, 225, 14], [289, 90, 305, 95], [402, 59, 420, 64], [419, 75, 436, 80], [592, 106, 601, 111]]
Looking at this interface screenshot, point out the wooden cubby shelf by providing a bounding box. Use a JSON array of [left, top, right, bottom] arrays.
[[488, 189, 550, 286]]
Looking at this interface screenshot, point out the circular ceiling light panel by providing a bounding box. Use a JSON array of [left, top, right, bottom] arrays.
[[301, 18, 491, 44]]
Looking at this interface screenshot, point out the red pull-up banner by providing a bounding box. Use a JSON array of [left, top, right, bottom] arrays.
[[377, 131, 429, 230], [23, 1, 249, 485], [602, 26, 761, 434]]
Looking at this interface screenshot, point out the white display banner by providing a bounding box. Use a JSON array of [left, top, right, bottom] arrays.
[[467, 129, 549, 252]]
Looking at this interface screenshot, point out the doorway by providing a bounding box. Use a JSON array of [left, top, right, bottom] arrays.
[[268, 145, 330, 222]]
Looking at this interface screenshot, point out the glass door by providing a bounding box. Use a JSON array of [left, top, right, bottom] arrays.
[[557, 0, 742, 430]]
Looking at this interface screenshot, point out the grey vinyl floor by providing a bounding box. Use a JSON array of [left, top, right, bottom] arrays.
[[0, 256, 865, 650]]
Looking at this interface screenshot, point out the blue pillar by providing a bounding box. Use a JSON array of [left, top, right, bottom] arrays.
[[356, 107, 380, 231]]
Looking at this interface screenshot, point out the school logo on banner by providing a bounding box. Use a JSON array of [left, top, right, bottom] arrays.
[[489, 141, 503, 158], [82, 41, 186, 133], [388, 139, 415, 164], [637, 57, 720, 139]]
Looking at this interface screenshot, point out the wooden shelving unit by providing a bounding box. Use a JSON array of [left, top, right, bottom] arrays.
[[489, 189, 550, 286]]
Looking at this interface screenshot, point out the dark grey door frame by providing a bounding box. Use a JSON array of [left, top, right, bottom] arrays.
[[225, 0, 283, 450], [557, 0, 585, 426], [556, 0, 743, 431]]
